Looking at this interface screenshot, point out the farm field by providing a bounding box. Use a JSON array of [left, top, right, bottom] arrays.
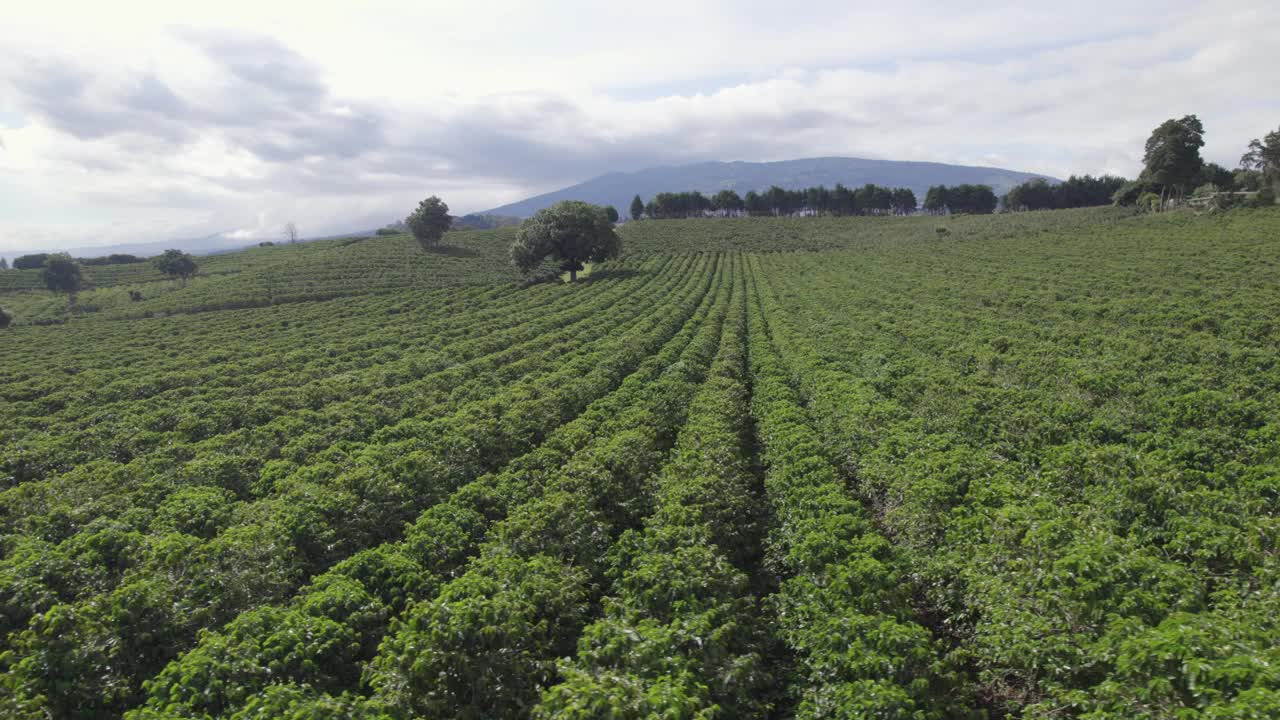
[[1, 207, 1278, 719]]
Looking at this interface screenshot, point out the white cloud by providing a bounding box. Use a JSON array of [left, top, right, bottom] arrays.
[[0, 0, 1277, 254]]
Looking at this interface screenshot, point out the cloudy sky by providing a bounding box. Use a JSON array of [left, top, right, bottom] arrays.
[[1, 1, 1277, 255]]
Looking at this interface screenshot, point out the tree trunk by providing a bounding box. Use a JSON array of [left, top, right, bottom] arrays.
[[569, 269, 577, 282]]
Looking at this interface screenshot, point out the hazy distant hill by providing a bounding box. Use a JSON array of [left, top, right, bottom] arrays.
[[483, 157, 1056, 218]]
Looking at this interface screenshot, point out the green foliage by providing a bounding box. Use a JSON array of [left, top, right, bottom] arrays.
[[41, 253, 84, 301], [0, 305, 10, 328], [454, 213, 522, 230], [630, 193, 644, 221], [511, 200, 621, 281], [1144, 114, 1206, 196], [405, 195, 452, 250], [13, 253, 49, 270], [640, 183, 917, 219], [1, 207, 1278, 719], [1004, 174, 1128, 211], [923, 183, 998, 214], [369, 552, 592, 719], [1240, 125, 1280, 183], [605, 205, 619, 223], [81, 254, 145, 267], [152, 249, 198, 281]]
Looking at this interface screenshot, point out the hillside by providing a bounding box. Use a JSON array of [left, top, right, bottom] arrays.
[[482, 156, 1057, 217], [1, 207, 1278, 718], [0, 229, 521, 325]]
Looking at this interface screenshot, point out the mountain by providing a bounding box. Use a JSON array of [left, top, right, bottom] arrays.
[[481, 157, 1057, 218]]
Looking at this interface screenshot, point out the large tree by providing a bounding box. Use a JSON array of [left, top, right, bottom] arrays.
[[629, 194, 644, 221], [406, 196, 452, 250], [42, 253, 84, 309], [153, 249, 199, 283], [1240, 126, 1280, 183], [1143, 115, 1205, 204], [510, 201, 621, 282]]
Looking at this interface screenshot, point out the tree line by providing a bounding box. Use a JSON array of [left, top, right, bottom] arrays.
[[631, 183, 921, 220], [1001, 175, 1129, 211], [921, 184, 999, 214]]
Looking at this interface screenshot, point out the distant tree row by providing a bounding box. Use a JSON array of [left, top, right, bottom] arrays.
[[632, 183, 918, 220], [6, 252, 149, 270], [922, 184, 999, 215], [12, 253, 50, 270], [81, 253, 146, 266], [1002, 175, 1129, 211]]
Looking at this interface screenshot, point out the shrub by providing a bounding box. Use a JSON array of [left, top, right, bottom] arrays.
[[1137, 192, 1162, 213], [1251, 186, 1276, 208], [0, 306, 11, 328]]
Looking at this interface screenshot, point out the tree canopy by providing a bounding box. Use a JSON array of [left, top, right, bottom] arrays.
[[14, 253, 48, 270], [636, 183, 916, 219], [1240, 126, 1280, 183], [406, 196, 452, 250], [154, 249, 199, 281], [1004, 175, 1128, 211], [923, 184, 998, 214], [605, 206, 620, 223], [42, 253, 84, 303], [629, 194, 644, 221], [1143, 115, 1205, 199], [510, 201, 621, 282]]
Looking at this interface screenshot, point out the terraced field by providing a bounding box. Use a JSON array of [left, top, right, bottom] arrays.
[[1, 207, 1277, 718]]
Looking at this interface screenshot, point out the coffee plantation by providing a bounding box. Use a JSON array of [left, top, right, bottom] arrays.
[[1, 207, 1277, 718]]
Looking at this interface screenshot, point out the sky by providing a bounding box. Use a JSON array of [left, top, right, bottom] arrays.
[[1, 0, 1277, 255]]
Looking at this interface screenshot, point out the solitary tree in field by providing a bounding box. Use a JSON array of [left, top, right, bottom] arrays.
[[1143, 115, 1205, 206], [284, 222, 299, 244], [630, 194, 644, 221], [407, 196, 452, 250], [511, 201, 621, 282], [42, 253, 84, 309], [154, 249, 199, 284]]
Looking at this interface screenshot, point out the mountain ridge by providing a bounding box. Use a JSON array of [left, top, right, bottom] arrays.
[[482, 156, 1057, 218]]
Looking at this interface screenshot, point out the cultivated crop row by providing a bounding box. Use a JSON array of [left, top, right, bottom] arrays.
[[127, 253, 738, 718], [2, 255, 710, 715], [749, 208, 1280, 717]]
